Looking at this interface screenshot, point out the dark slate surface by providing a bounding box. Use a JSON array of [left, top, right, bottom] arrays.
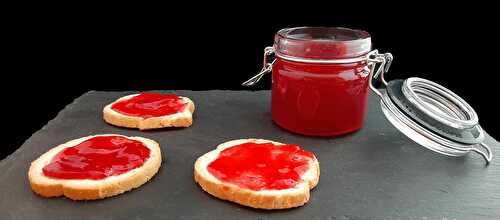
[[1, 90, 499, 220]]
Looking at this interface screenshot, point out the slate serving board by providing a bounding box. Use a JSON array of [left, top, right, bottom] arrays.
[[1, 90, 499, 220]]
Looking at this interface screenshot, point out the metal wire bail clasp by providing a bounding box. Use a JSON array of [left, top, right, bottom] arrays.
[[242, 47, 276, 86], [367, 50, 394, 97]]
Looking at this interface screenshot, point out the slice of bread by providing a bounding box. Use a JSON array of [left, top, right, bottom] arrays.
[[28, 134, 162, 200], [103, 94, 195, 130], [194, 139, 320, 209]]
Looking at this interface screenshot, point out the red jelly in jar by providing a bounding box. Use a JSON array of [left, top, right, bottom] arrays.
[[271, 27, 372, 136]]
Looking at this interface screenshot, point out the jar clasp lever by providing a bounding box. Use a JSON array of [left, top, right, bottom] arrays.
[[242, 47, 276, 86], [366, 50, 394, 97]]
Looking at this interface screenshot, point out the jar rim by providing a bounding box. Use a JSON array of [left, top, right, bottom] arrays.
[[274, 26, 372, 60], [277, 26, 371, 42]]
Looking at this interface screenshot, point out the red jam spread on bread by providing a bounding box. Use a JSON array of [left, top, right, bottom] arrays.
[[111, 93, 187, 118], [42, 136, 150, 180], [207, 142, 314, 191]]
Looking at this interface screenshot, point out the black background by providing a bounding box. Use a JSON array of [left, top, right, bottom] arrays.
[[3, 6, 498, 159]]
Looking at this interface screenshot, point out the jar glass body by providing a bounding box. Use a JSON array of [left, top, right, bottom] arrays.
[[271, 27, 371, 136]]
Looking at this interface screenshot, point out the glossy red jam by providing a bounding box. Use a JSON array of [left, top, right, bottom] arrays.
[[207, 142, 314, 191], [42, 136, 150, 180], [272, 59, 369, 136], [111, 93, 187, 118], [271, 27, 372, 136]]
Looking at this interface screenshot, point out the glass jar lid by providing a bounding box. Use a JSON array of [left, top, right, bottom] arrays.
[[368, 52, 493, 164], [274, 27, 372, 61]]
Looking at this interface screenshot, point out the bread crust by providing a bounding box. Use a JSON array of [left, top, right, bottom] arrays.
[[103, 94, 195, 130], [28, 134, 162, 200], [194, 139, 320, 209]]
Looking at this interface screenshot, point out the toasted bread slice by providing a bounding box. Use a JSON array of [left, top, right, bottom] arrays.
[[28, 134, 161, 200], [103, 94, 195, 130], [194, 139, 319, 209]]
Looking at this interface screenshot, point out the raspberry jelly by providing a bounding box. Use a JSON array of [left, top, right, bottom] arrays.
[[207, 142, 315, 191], [42, 135, 150, 180], [111, 93, 187, 118], [271, 27, 373, 136]]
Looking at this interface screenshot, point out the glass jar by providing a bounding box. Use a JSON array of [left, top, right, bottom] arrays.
[[243, 27, 493, 164], [271, 27, 373, 136]]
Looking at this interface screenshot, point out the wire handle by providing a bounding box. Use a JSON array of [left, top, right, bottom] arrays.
[[367, 50, 393, 97], [242, 47, 275, 86]]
